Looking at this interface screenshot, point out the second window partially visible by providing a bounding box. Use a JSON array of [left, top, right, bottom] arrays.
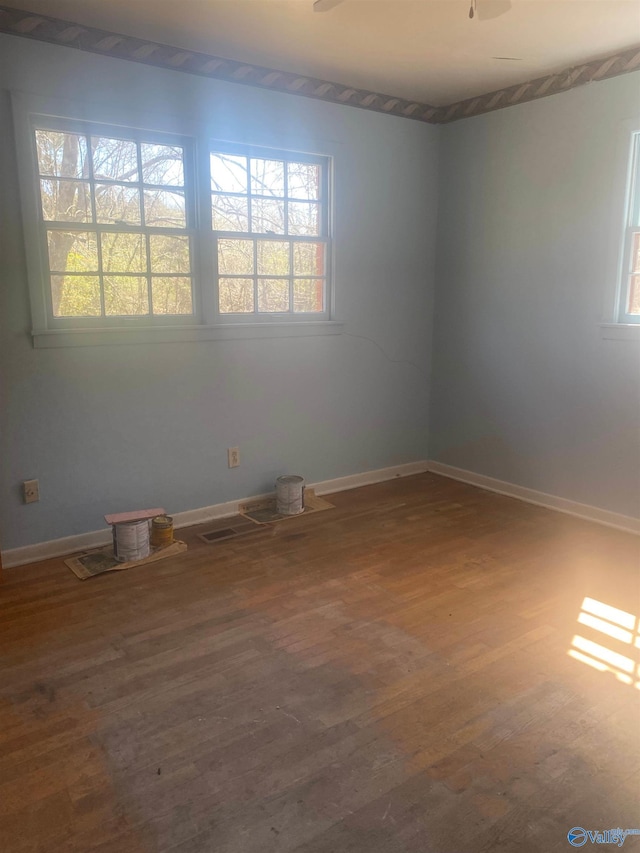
[[211, 147, 330, 317], [619, 132, 640, 322]]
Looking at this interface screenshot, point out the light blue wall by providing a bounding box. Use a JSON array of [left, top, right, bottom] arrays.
[[0, 36, 439, 550], [3, 36, 638, 553], [431, 72, 640, 518]]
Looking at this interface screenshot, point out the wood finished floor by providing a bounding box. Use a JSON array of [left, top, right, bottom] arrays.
[[1, 473, 639, 853]]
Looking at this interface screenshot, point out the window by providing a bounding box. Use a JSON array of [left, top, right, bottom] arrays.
[[619, 131, 640, 323], [34, 122, 195, 324], [14, 94, 338, 346], [211, 146, 329, 318]]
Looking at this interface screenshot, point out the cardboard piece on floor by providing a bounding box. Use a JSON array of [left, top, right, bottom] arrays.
[[65, 540, 187, 580], [239, 488, 334, 525]]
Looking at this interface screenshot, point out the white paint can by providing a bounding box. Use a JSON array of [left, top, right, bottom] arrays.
[[276, 475, 305, 516], [113, 519, 150, 562]]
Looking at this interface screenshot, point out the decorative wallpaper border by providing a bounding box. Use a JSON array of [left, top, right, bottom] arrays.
[[439, 45, 640, 123], [0, 4, 441, 122], [0, 4, 639, 124]]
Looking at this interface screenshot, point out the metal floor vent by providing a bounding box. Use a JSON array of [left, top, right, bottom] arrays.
[[198, 521, 264, 545], [199, 528, 237, 543]]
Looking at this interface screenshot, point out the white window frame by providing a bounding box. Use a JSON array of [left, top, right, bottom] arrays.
[[210, 141, 332, 323], [12, 92, 341, 348], [29, 117, 199, 329], [600, 122, 640, 341], [617, 130, 640, 325]]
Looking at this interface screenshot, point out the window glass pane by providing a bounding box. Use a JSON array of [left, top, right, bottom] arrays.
[[40, 179, 92, 222], [95, 184, 141, 225], [212, 195, 249, 232], [257, 240, 289, 275], [104, 276, 149, 315], [92, 136, 139, 182], [288, 202, 320, 236], [101, 232, 147, 273], [218, 238, 254, 275], [251, 159, 284, 197], [219, 278, 254, 313], [287, 162, 320, 200], [632, 232, 640, 273], [144, 190, 186, 228], [149, 235, 191, 274], [37, 137, 329, 326], [293, 242, 324, 276], [36, 130, 88, 178], [628, 275, 640, 314], [631, 143, 640, 225], [293, 279, 324, 313], [141, 144, 184, 186], [211, 154, 247, 194], [51, 275, 101, 317], [257, 279, 289, 312], [251, 198, 285, 234], [152, 277, 193, 315], [47, 230, 98, 273]]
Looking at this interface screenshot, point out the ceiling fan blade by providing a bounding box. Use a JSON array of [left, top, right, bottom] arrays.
[[477, 0, 512, 20], [313, 0, 344, 12]]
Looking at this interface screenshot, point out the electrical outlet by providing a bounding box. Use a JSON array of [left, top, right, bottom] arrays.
[[23, 479, 39, 504], [227, 447, 240, 468]]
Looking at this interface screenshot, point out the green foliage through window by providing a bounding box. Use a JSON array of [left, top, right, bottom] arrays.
[[32, 125, 331, 324], [36, 128, 193, 319]]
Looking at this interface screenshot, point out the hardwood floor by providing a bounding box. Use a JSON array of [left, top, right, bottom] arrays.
[[1, 473, 639, 853]]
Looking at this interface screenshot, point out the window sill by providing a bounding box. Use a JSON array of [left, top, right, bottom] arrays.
[[32, 321, 344, 348], [599, 323, 640, 341]]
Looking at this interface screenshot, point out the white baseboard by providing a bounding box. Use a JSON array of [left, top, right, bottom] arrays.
[[2, 528, 115, 570], [427, 460, 640, 536], [311, 460, 429, 497], [2, 460, 429, 569]]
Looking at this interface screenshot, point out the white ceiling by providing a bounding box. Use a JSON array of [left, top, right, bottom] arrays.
[[5, 0, 640, 105]]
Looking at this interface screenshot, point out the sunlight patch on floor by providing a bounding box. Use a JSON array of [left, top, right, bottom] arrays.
[[568, 597, 640, 689]]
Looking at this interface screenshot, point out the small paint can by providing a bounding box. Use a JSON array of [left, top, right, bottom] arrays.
[[151, 515, 174, 548], [113, 519, 150, 562], [276, 475, 305, 516]]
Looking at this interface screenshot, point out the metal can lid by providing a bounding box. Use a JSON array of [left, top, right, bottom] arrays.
[[152, 515, 173, 527]]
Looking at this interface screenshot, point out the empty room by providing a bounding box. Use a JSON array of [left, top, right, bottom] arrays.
[[1, 1, 639, 851]]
